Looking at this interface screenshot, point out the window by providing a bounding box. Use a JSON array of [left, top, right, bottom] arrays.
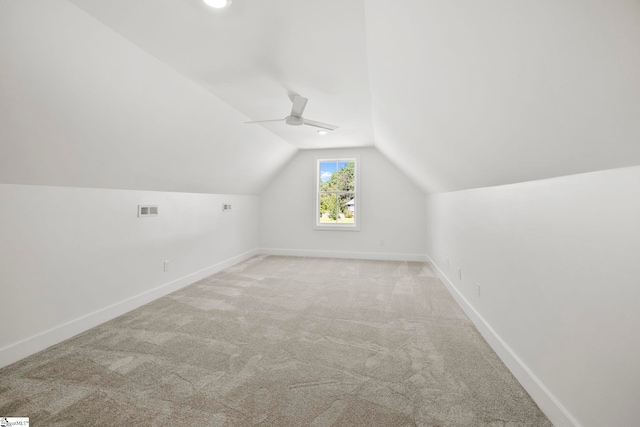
[[315, 158, 359, 230]]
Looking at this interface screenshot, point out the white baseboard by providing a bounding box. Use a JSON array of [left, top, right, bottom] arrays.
[[259, 247, 427, 262], [426, 254, 581, 427], [0, 249, 258, 369]]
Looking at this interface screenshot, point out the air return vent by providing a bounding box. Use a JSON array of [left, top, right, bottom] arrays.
[[138, 205, 159, 217]]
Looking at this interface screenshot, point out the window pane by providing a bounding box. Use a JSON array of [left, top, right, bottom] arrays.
[[335, 161, 355, 192], [338, 193, 355, 223], [319, 161, 337, 190], [319, 193, 338, 223], [319, 161, 355, 192]]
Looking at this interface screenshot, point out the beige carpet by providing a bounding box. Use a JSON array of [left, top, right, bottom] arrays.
[[0, 255, 552, 426]]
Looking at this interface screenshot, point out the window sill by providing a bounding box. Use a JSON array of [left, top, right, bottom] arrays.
[[313, 224, 361, 232]]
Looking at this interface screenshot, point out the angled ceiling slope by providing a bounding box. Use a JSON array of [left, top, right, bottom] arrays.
[[365, 0, 640, 192], [0, 0, 296, 194], [68, 0, 375, 150], [4, 0, 640, 195]]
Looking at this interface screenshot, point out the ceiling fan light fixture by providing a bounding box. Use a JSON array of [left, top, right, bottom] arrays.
[[203, 0, 231, 9]]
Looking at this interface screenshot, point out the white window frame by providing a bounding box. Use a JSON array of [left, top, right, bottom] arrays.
[[314, 157, 360, 231]]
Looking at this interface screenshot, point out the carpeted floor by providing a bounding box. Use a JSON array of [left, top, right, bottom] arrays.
[[0, 255, 552, 426]]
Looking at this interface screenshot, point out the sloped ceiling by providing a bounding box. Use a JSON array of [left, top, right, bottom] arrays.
[[2, 0, 640, 194], [67, 0, 375, 151], [0, 0, 297, 195], [366, 0, 640, 192]]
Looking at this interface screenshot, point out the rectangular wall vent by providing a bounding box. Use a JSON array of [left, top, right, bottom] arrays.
[[222, 204, 232, 212], [138, 205, 159, 217]]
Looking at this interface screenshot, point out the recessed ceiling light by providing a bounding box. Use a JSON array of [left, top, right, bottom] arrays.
[[317, 130, 328, 135], [203, 0, 231, 9]]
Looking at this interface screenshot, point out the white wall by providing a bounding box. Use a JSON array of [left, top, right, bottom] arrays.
[[0, 183, 259, 368], [259, 147, 426, 260], [0, 0, 282, 368], [425, 165, 640, 427]]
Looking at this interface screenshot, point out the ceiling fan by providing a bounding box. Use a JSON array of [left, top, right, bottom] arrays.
[[245, 95, 338, 131]]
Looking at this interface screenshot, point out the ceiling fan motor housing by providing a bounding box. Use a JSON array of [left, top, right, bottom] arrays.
[[285, 115, 304, 126]]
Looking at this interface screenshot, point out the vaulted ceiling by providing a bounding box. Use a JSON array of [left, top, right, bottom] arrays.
[[2, 0, 640, 194]]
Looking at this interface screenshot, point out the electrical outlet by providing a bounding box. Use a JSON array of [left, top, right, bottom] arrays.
[[477, 283, 481, 297], [380, 239, 384, 246], [164, 260, 170, 272]]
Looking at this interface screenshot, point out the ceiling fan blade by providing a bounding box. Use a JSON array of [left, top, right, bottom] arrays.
[[245, 119, 285, 124], [303, 118, 339, 131], [290, 96, 308, 118]]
